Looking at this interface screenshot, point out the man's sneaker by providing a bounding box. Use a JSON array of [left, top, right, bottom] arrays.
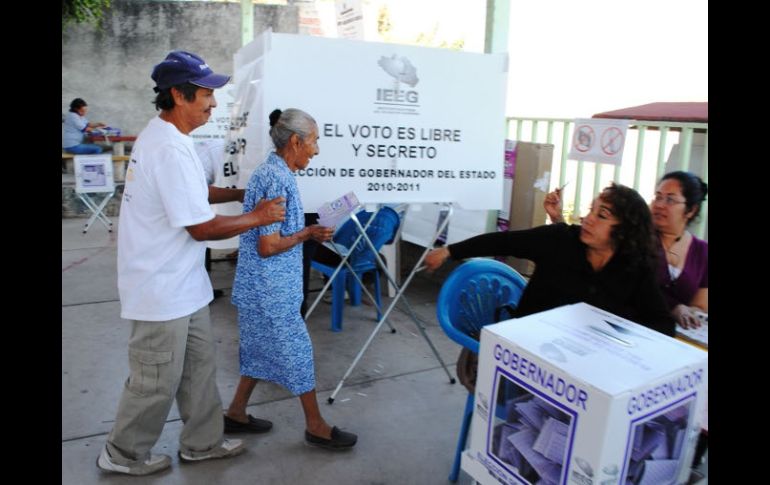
[[96, 446, 171, 476], [178, 439, 246, 463]]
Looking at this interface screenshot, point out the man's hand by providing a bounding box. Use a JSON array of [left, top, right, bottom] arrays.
[[252, 196, 286, 225]]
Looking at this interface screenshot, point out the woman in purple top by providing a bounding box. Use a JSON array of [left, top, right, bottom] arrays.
[[650, 171, 708, 329], [652, 172, 709, 471]]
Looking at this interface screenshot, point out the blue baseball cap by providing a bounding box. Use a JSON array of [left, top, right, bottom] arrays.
[[151, 50, 230, 91]]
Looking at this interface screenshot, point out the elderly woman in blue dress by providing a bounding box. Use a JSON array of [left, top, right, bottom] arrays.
[[226, 108, 358, 450]]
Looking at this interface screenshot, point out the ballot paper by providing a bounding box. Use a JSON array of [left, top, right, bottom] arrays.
[[490, 387, 572, 484], [532, 417, 568, 464], [637, 459, 678, 485], [508, 428, 560, 484], [317, 191, 359, 228], [626, 401, 690, 484]]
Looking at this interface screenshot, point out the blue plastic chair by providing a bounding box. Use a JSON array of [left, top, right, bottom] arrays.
[[311, 206, 401, 332], [436, 258, 527, 482]]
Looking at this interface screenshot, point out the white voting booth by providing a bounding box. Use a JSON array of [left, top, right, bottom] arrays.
[[74, 154, 116, 233], [231, 31, 508, 400], [232, 31, 507, 210]]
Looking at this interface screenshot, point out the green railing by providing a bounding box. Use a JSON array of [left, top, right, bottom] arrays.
[[506, 117, 709, 240]]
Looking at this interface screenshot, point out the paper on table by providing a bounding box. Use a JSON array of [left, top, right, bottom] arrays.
[[675, 318, 708, 348]]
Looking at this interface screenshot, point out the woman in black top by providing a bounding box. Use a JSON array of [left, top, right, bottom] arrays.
[[424, 183, 674, 336]]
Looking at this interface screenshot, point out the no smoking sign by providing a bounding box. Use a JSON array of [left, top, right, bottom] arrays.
[[568, 118, 629, 165]]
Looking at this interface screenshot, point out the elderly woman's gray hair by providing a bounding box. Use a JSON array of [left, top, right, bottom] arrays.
[[269, 108, 317, 149]]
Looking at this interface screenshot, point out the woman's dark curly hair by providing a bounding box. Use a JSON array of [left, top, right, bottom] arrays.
[[599, 183, 658, 269]]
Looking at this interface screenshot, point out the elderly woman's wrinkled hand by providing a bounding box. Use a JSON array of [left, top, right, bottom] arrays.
[[253, 196, 286, 225], [309, 224, 334, 243]]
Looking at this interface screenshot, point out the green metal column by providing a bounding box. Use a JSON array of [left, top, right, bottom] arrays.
[[242, 0, 254, 46], [484, 0, 510, 231], [485, 0, 510, 54]]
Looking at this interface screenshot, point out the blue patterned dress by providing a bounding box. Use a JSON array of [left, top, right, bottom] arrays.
[[231, 152, 315, 395]]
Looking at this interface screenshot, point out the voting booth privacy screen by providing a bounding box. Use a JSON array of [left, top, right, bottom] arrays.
[[232, 32, 508, 211], [462, 303, 707, 485], [190, 88, 243, 249]]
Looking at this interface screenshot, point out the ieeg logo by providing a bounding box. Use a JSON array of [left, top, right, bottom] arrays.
[[377, 54, 419, 87], [374, 54, 420, 114]]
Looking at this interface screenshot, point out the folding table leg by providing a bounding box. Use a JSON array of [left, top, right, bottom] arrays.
[[77, 191, 114, 233], [327, 205, 456, 404]]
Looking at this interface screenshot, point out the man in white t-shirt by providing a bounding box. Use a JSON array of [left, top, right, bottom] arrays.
[[97, 51, 285, 476]]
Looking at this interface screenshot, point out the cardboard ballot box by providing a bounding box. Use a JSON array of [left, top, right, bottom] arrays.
[[461, 303, 707, 485]]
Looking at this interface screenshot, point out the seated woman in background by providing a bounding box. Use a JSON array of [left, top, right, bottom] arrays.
[[650, 171, 709, 469], [425, 183, 674, 337], [62, 98, 106, 154]]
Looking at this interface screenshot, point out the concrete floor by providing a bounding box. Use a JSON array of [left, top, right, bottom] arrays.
[[62, 217, 473, 485], [62, 217, 707, 484]]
